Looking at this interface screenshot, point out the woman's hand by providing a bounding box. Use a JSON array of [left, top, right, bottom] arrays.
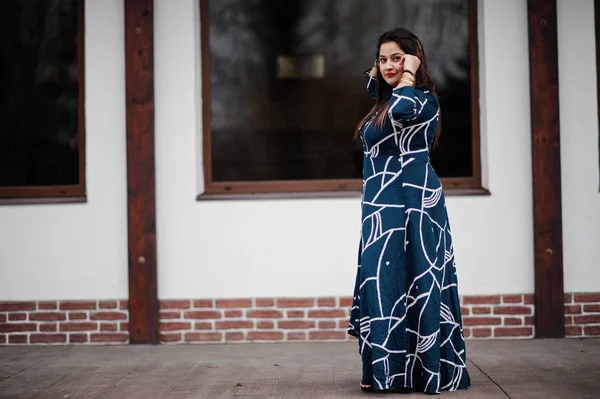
[[402, 54, 421, 75], [369, 59, 378, 77]]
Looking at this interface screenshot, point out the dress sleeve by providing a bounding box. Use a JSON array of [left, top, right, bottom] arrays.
[[364, 70, 377, 99], [388, 86, 438, 122]]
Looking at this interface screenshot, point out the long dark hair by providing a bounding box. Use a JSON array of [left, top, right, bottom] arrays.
[[354, 28, 440, 146]]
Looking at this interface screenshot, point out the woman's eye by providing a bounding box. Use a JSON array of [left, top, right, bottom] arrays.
[[394, 57, 401, 61], [379, 58, 386, 63]]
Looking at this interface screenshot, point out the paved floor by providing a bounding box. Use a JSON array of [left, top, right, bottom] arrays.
[[0, 339, 598, 398]]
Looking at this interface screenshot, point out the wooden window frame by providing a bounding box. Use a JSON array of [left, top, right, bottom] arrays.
[[0, 0, 86, 205], [198, 0, 485, 200]]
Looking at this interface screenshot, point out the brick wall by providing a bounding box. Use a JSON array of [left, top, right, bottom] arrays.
[[159, 297, 352, 344], [460, 294, 535, 339], [1, 293, 599, 345], [0, 300, 129, 345], [564, 293, 600, 337]]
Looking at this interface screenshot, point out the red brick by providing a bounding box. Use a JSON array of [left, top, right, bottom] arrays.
[[194, 322, 212, 330], [494, 327, 533, 337], [502, 295, 523, 304], [101, 323, 118, 332], [160, 333, 182, 342], [225, 310, 243, 318], [574, 315, 600, 324], [8, 313, 27, 321], [317, 297, 336, 307], [215, 321, 253, 330], [91, 333, 128, 343], [583, 304, 600, 313], [216, 299, 252, 308], [0, 302, 36, 311], [564, 294, 573, 304], [69, 334, 89, 343], [30, 334, 67, 343], [184, 311, 221, 320], [524, 295, 534, 305], [288, 332, 306, 340], [460, 307, 470, 316], [472, 307, 491, 315], [0, 334, 5, 344], [462, 317, 502, 326], [39, 301, 58, 310], [339, 297, 353, 307], [99, 301, 118, 309], [319, 320, 336, 329], [59, 322, 98, 332], [462, 328, 471, 338], [247, 331, 284, 341], [226, 332, 244, 341], [9, 334, 27, 344], [566, 326, 583, 337], [193, 300, 213, 308], [277, 298, 315, 308], [287, 310, 305, 318], [524, 316, 534, 325], [463, 296, 501, 305], [160, 311, 181, 320], [29, 312, 66, 322], [565, 305, 582, 315], [583, 325, 600, 336], [246, 310, 282, 319], [504, 317, 523, 326], [307, 310, 345, 318], [472, 328, 492, 338], [68, 312, 87, 320], [90, 312, 127, 321], [574, 293, 600, 303], [257, 321, 274, 329], [160, 300, 191, 310], [338, 320, 349, 329], [278, 320, 315, 329], [160, 322, 192, 331], [565, 316, 573, 325], [40, 324, 58, 332], [0, 313, 5, 322], [256, 298, 275, 307], [309, 331, 346, 340], [60, 301, 97, 311], [119, 300, 128, 310], [0, 323, 36, 333], [120, 322, 129, 332], [493, 306, 532, 315], [185, 332, 222, 342]]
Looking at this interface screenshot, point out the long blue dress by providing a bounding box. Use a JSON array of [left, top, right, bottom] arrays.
[[348, 73, 471, 394]]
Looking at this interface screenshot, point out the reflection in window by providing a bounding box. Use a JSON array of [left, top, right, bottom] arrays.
[[208, 0, 473, 182], [0, 0, 81, 187]]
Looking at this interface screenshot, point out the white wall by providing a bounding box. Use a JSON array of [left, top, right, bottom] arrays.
[[557, 0, 600, 293], [0, 0, 128, 300], [155, 0, 535, 299]]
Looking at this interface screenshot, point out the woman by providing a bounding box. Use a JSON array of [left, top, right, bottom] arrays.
[[347, 28, 471, 394]]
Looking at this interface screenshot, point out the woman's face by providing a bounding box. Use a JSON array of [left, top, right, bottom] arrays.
[[378, 41, 406, 87]]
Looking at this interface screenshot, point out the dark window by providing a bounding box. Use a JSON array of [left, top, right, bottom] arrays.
[[0, 0, 85, 202], [200, 0, 481, 197]]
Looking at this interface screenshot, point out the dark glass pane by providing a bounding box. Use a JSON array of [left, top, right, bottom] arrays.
[[0, 0, 80, 187], [209, 0, 472, 181]]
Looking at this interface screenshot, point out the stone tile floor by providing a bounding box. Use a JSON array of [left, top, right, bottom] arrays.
[[0, 339, 598, 398]]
